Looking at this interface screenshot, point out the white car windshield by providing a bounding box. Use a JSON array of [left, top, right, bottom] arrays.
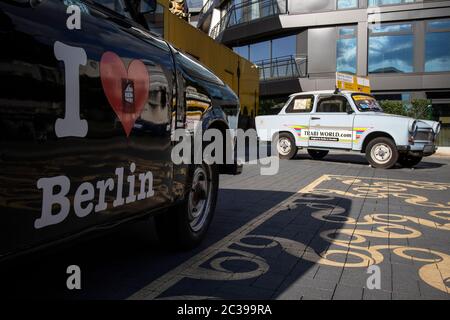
[[352, 94, 383, 112]]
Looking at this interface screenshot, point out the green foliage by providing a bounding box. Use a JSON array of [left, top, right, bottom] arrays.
[[379, 99, 433, 120], [409, 99, 433, 120], [379, 100, 407, 116]]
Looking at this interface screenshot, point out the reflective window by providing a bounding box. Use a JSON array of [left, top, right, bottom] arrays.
[[316, 96, 351, 113], [229, 0, 244, 26], [368, 23, 414, 73], [233, 35, 296, 63], [92, 0, 130, 17], [250, 41, 271, 62], [144, 3, 164, 37], [352, 94, 383, 112], [339, 27, 355, 37], [337, 0, 358, 9], [186, 0, 203, 9], [250, 1, 260, 20], [425, 19, 450, 72], [233, 45, 249, 60], [428, 20, 450, 30], [286, 96, 314, 113], [337, 26, 357, 74], [63, 0, 90, 13], [223, 0, 287, 28], [272, 35, 297, 59], [368, 0, 416, 6], [370, 24, 412, 33]]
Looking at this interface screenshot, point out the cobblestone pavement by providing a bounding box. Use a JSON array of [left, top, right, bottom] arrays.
[[2, 152, 450, 300]]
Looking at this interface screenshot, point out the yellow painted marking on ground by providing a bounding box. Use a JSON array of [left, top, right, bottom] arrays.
[[127, 174, 331, 300], [328, 174, 450, 185], [128, 174, 450, 299]]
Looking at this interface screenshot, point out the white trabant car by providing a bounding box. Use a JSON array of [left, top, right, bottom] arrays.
[[256, 90, 441, 169]]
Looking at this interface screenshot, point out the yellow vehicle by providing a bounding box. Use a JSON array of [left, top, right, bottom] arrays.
[[156, 0, 260, 119]]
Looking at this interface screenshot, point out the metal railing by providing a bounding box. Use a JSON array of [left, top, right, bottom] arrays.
[[209, 0, 287, 39], [255, 55, 307, 81], [199, 0, 214, 17], [197, 0, 215, 26]]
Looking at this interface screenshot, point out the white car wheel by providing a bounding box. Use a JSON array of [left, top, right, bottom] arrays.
[[366, 137, 398, 169], [371, 143, 393, 165], [277, 137, 292, 156]]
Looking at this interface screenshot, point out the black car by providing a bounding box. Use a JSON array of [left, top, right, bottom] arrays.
[[0, 0, 241, 260]]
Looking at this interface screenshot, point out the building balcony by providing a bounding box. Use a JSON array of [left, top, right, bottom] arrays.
[[209, 0, 288, 40], [196, 0, 216, 32], [255, 54, 307, 81]]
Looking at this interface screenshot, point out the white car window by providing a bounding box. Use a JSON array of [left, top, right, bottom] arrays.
[[316, 96, 351, 113], [352, 94, 383, 112], [286, 95, 314, 113]]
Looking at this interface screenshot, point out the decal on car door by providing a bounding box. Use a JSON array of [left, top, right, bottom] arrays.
[[286, 125, 369, 143], [100, 51, 150, 137]]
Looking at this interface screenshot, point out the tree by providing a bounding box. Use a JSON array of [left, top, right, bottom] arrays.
[[408, 99, 433, 120], [379, 100, 407, 116], [379, 99, 433, 120]]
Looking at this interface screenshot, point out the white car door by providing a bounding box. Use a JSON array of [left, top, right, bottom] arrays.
[[281, 94, 315, 147], [308, 95, 356, 150]]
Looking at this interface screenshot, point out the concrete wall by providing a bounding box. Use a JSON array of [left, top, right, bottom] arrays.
[[283, 0, 450, 93], [307, 27, 336, 75], [288, 0, 335, 13]]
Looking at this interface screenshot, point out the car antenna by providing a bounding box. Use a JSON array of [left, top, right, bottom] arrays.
[[334, 87, 340, 94]]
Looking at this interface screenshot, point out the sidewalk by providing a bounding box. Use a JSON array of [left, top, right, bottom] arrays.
[[435, 147, 450, 157], [130, 155, 450, 300]]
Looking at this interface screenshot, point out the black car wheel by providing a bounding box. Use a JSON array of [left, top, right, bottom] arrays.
[[155, 163, 218, 250]]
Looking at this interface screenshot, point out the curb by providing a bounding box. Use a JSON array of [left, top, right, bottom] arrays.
[[434, 147, 450, 157]]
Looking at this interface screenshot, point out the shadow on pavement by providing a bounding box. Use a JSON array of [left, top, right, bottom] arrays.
[[0, 187, 352, 300], [293, 152, 446, 170]]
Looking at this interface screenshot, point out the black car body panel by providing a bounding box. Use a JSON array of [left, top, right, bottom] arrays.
[[0, 0, 240, 259]]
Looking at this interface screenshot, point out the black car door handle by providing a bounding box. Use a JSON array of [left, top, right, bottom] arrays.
[[311, 117, 321, 120]]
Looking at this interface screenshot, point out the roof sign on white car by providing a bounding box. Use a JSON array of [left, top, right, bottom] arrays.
[[336, 72, 371, 94]]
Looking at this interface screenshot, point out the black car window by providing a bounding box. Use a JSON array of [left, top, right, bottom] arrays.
[[316, 96, 351, 113], [286, 95, 314, 113], [92, 0, 131, 18]]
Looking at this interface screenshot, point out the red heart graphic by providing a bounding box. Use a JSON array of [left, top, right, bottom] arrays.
[[100, 51, 149, 137]]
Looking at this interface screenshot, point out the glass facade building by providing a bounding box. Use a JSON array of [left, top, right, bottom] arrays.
[[336, 26, 357, 74], [233, 35, 296, 63], [425, 19, 450, 72], [368, 0, 417, 6], [368, 23, 414, 73], [197, 0, 450, 146], [337, 0, 358, 9]]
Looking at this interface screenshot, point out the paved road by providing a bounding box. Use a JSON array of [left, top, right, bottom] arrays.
[[2, 152, 450, 300]]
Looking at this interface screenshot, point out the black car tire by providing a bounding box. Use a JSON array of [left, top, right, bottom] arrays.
[[307, 149, 329, 160], [274, 132, 298, 159], [155, 163, 218, 250], [366, 137, 399, 169], [398, 154, 423, 168]]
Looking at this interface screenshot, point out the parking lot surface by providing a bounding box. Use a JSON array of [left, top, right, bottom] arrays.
[[2, 152, 450, 300]]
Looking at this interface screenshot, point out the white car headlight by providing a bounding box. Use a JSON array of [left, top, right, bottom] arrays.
[[408, 120, 417, 133], [433, 122, 441, 136]]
